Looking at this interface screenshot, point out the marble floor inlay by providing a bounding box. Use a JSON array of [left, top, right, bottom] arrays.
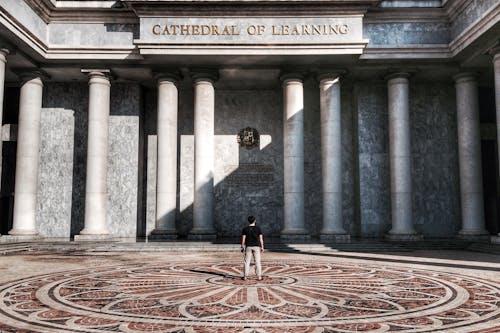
[[0, 259, 499, 332]]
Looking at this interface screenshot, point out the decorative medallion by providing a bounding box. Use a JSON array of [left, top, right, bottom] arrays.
[[237, 127, 260, 149]]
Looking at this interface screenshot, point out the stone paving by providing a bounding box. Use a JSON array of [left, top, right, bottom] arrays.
[[0, 247, 499, 332]]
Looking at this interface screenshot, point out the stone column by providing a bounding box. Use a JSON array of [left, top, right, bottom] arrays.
[[385, 73, 421, 241], [8, 71, 44, 238], [76, 70, 111, 240], [151, 73, 180, 240], [0, 48, 9, 196], [189, 71, 217, 240], [491, 47, 500, 244], [318, 74, 349, 242], [281, 74, 309, 241], [454, 73, 488, 239]]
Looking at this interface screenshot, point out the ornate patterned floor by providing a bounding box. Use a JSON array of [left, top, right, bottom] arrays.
[[0, 260, 499, 332]]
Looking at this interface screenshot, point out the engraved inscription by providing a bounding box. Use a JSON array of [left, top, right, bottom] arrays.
[[224, 164, 275, 187]]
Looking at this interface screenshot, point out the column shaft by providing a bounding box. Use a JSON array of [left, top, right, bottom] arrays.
[[454, 73, 487, 238], [0, 49, 8, 197], [319, 76, 348, 242], [494, 51, 500, 182], [190, 76, 216, 240], [10, 75, 43, 236], [153, 77, 178, 238], [78, 71, 111, 238], [492, 49, 500, 242], [386, 73, 420, 240], [282, 76, 308, 240]]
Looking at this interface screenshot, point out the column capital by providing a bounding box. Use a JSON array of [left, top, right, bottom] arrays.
[[280, 72, 305, 85], [0, 40, 14, 57], [385, 72, 411, 82], [82, 69, 112, 87], [154, 70, 181, 84], [316, 69, 346, 84], [12, 69, 48, 85], [190, 69, 218, 84], [453, 72, 478, 84], [487, 41, 500, 60]]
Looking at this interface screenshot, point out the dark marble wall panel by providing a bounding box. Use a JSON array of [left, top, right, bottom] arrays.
[[43, 83, 88, 236], [354, 82, 391, 237], [108, 83, 141, 238], [410, 83, 461, 237], [37, 108, 74, 238]]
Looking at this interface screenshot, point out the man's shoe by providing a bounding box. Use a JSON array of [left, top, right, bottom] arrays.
[[242, 277, 247, 281]]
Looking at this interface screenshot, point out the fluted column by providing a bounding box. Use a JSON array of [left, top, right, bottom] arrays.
[[491, 47, 500, 243], [189, 71, 217, 240], [385, 73, 421, 241], [151, 73, 180, 239], [281, 74, 309, 241], [9, 72, 44, 238], [454, 73, 488, 239], [76, 70, 111, 240], [318, 74, 349, 242]]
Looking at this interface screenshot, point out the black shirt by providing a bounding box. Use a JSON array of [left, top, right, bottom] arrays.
[[242, 225, 262, 247]]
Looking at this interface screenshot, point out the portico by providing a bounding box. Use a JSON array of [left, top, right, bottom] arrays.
[[0, 0, 498, 243]]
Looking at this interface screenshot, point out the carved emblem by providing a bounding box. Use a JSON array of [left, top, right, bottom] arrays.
[[237, 127, 260, 149]]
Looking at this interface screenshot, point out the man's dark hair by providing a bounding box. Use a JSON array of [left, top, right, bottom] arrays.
[[248, 215, 256, 223]]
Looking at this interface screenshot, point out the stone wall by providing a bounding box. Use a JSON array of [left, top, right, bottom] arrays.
[[410, 82, 461, 237], [353, 80, 461, 238], [354, 82, 392, 237], [42, 82, 142, 238], [37, 108, 74, 239]]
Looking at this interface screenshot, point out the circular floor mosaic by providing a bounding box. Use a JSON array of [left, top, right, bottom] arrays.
[[0, 261, 499, 332]]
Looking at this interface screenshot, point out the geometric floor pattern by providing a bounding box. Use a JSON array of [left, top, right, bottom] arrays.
[[0, 261, 499, 332]]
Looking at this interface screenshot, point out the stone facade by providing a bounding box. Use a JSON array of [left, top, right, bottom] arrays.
[[0, 0, 498, 242]]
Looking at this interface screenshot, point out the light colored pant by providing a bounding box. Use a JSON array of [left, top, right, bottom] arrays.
[[244, 246, 262, 278]]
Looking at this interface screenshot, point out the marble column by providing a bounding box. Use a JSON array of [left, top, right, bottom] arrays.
[[454, 73, 488, 239], [491, 47, 500, 244], [318, 74, 349, 242], [0, 47, 8, 236], [9, 72, 44, 238], [281, 74, 309, 241], [151, 73, 180, 239], [189, 71, 217, 240], [385, 73, 421, 241], [76, 70, 111, 240]]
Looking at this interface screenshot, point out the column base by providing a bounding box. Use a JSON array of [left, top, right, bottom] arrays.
[[280, 230, 310, 243], [188, 229, 217, 241], [320, 233, 351, 243], [74, 234, 112, 242], [385, 233, 423, 241], [491, 235, 500, 244], [457, 230, 490, 242], [148, 229, 178, 241], [0, 234, 42, 243]]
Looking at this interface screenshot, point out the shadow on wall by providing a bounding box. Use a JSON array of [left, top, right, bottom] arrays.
[[143, 87, 289, 240]]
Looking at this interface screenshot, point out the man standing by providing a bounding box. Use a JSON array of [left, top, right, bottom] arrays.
[[241, 215, 264, 281]]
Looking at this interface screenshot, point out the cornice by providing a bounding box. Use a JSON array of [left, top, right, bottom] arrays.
[[444, 0, 470, 22], [23, 0, 137, 23], [364, 7, 448, 23], [449, 2, 500, 56], [122, 0, 381, 16]]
